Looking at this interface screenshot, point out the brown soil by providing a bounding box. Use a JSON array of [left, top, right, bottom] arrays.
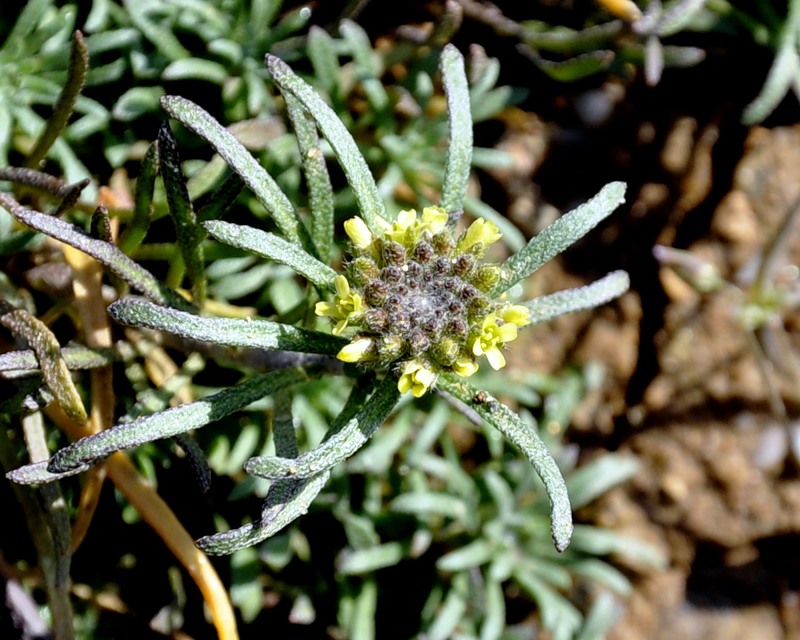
[[508, 118, 800, 638]]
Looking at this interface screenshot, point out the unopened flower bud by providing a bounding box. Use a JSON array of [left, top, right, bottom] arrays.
[[348, 257, 379, 286], [365, 279, 389, 306]]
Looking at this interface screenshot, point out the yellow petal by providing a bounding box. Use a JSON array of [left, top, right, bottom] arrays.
[[334, 275, 350, 297], [485, 347, 506, 370], [315, 301, 335, 317], [337, 338, 373, 362], [421, 206, 448, 234], [333, 319, 349, 335], [497, 323, 518, 343], [344, 217, 373, 249], [501, 305, 530, 327], [453, 359, 478, 377]]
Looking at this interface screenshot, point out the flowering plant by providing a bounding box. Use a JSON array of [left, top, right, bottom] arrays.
[[4, 45, 629, 557]]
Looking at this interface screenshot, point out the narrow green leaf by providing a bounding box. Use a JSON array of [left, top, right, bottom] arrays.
[[656, 0, 712, 36], [195, 471, 330, 555], [440, 44, 473, 215], [524, 270, 630, 327], [566, 453, 638, 509], [439, 374, 573, 552], [575, 591, 622, 640], [742, 40, 800, 124], [0, 300, 86, 424], [162, 58, 229, 83], [491, 182, 626, 297], [45, 367, 308, 474], [390, 492, 469, 521], [306, 25, 340, 97], [0, 167, 79, 199], [481, 579, 506, 640], [340, 20, 389, 112], [337, 542, 405, 575], [570, 525, 667, 568], [158, 123, 206, 304], [570, 558, 631, 596], [195, 171, 245, 223], [520, 20, 623, 54], [112, 87, 165, 121], [119, 140, 158, 255], [265, 54, 388, 235], [512, 568, 582, 638], [348, 579, 377, 640], [284, 94, 335, 263], [244, 376, 399, 479], [196, 383, 370, 554], [2, 0, 51, 47], [160, 95, 312, 250], [108, 297, 346, 355], [204, 220, 336, 288], [534, 50, 615, 82], [426, 573, 468, 640], [6, 459, 92, 485], [437, 539, 494, 572], [25, 30, 88, 169], [123, 0, 189, 61], [0, 345, 123, 376], [196, 378, 375, 554], [0, 192, 189, 310]]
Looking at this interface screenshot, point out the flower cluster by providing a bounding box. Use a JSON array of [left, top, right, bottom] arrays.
[[316, 206, 530, 397]]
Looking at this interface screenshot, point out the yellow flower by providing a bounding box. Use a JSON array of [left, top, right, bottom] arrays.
[[344, 217, 374, 249], [471, 313, 518, 370], [383, 206, 448, 247], [499, 304, 531, 327], [457, 218, 502, 254], [453, 358, 479, 378], [315, 275, 364, 335], [337, 338, 374, 363], [420, 206, 448, 235], [397, 360, 437, 397], [385, 208, 419, 245]]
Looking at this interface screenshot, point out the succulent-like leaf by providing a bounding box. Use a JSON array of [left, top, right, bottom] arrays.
[[25, 30, 88, 169], [158, 123, 207, 304], [43, 367, 309, 475], [204, 220, 336, 289], [438, 374, 573, 552], [160, 95, 313, 251], [119, 140, 158, 254], [491, 182, 626, 297], [0, 300, 87, 424], [0, 192, 189, 310], [195, 471, 330, 555], [108, 297, 346, 355], [440, 44, 473, 215], [265, 54, 388, 235], [284, 94, 335, 263], [0, 345, 123, 376], [524, 270, 630, 326], [243, 376, 400, 480], [196, 377, 375, 555]]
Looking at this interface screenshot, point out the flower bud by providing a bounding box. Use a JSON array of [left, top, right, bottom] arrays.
[[337, 337, 374, 363], [452, 254, 475, 278], [384, 241, 407, 266], [344, 217, 373, 249], [471, 265, 502, 291], [365, 279, 389, 306], [413, 241, 434, 264], [348, 257, 379, 286]]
